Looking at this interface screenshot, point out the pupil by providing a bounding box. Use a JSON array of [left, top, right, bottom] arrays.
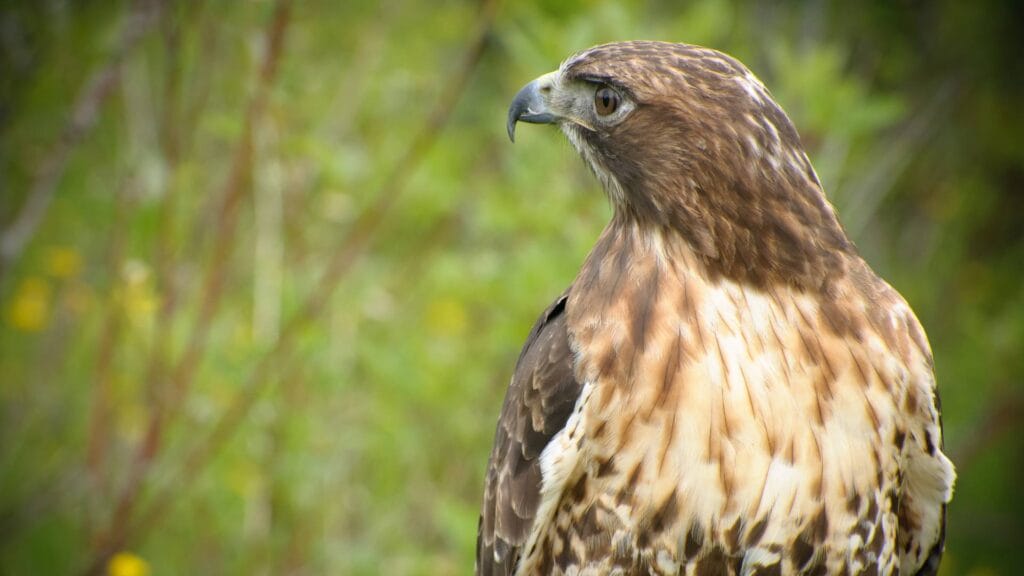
[[596, 87, 617, 115]]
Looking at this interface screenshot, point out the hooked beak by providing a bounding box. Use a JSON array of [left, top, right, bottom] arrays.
[[507, 72, 559, 142]]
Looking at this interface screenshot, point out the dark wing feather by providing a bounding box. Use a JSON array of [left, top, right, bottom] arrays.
[[476, 293, 581, 576]]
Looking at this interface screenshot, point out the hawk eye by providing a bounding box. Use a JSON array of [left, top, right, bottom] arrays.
[[594, 86, 620, 116]]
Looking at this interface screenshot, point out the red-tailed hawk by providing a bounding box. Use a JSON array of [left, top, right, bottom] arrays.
[[477, 42, 955, 576]]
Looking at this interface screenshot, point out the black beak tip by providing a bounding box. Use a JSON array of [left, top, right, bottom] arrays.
[[507, 86, 531, 143], [507, 80, 540, 144], [506, 79, 557, 143]]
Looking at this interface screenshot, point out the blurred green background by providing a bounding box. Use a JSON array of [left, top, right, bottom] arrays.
[[1, 0, 1021, 574]]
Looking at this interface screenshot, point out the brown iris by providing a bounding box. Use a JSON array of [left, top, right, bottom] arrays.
[[594, 86, 619, 116]]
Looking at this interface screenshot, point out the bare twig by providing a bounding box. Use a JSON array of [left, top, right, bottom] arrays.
[[0, 0, 163, 285], [84, 176, 135, 542], [86, 2, 193, 552], [150, 0, 186, 320], [138, 0, 215, 422], [77, 0, 498, 569], [129, 0, 500, 551], [80, 3, 294, 574]]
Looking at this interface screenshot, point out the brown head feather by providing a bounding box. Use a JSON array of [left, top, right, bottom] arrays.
[[560, 42, 854, 289]]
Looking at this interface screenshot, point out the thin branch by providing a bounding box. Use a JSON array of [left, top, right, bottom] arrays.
[[86, 2, 193, 552], [130, 0, 499, 553], [77, 0, 497, 569], [84, 175, 135, 543], [80, 3, 293, 574], [151, 0, 186, 319], [0, 0, 163, 285], [140, 0, 215, 414]]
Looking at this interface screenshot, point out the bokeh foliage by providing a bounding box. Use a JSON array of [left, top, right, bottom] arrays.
[[1, 0, 1021, 574]]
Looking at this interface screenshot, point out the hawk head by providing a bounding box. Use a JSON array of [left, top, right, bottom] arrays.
[[507, 41, 853, 288]]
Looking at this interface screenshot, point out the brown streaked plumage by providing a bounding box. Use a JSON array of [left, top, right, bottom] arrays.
[[478, 41, 954, 576]]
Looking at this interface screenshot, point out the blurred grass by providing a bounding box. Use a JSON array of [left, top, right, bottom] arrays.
[[1, 0, 1021, 574]]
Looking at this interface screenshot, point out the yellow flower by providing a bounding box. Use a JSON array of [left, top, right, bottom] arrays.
[[120, 260, 159, 325], [107, 551, 150, 576], [6, 277, 51, 332], [45, 246, 82, 278], [426, 297, 468, 337]]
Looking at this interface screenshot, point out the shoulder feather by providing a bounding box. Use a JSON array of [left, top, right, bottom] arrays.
[[477, 293, 581, 575]]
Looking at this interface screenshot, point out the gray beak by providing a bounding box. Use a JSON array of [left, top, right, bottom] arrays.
[[507, 77, 557, 142]]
